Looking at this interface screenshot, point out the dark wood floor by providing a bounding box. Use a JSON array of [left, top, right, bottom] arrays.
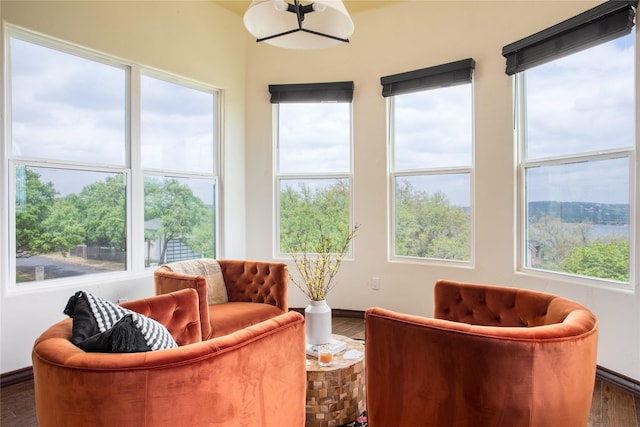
[[2, 317, 639, 426]]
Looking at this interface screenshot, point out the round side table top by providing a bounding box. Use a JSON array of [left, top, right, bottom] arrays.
[[305, 334, 365, 371]]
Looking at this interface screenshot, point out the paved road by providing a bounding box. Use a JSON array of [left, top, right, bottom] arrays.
[[16, 255, 111, 280]]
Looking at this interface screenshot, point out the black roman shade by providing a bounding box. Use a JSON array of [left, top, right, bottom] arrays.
[[268, 81, 354, 103], [502, 0, 638, 75], [380, 58, 476, 97]]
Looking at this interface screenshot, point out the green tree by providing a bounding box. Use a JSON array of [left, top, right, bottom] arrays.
[[527, 214, 591, 271], [394, 180, 470, 260], [186, 209, 215, 258], [144, 178, 210, 263], [77, 175, 127, 250], [563, 239, 629, 282], [280, 180, 350, 253], [527, 214, 629, 281], [15, 167, 57, 256], [40, 197, 85, 255]]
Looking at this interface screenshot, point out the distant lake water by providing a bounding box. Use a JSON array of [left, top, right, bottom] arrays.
[[591, 224, 629, 238]]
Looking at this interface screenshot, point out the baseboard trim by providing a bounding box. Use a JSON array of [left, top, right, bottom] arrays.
[[1, 366, 33, 388], [331, 308, 365, 319], [596, 365, 640, 397], [290, 307, 365, 319]]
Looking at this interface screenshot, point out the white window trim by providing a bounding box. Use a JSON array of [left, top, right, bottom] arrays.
[[272, 103, 356, 258], [3, 24, 222, 294], [387, 90, 476, 267], [514, 67, 637, 291]]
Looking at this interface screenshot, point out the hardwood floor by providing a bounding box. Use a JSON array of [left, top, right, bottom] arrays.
[[2, 316, 638, 426], [1, 379, 37, 427]]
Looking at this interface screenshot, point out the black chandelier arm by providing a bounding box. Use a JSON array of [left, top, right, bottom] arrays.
[[301, 28, 350, 43], [256, 27, 303, 43], [256, 27, 350, 44]]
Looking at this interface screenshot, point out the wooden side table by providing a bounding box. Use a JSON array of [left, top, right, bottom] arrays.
[[305, 334, 366, 427]]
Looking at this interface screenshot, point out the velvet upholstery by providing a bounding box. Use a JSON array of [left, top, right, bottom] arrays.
[[154, 259, 288, 339], [365, 280, 598, 427], [32, 288, 306, 427]]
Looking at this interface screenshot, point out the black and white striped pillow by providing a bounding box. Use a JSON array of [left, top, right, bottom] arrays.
[[64, 291, 178, 352]]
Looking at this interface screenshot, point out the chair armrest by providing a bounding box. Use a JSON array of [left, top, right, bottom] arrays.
[[219, 260, 288, 312], [153, 267, 211, 340]]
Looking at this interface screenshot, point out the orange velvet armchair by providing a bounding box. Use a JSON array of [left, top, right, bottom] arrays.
[[365, 280, 598, 427], [154, 259, 289, 339], [32, 288, 306, 427]]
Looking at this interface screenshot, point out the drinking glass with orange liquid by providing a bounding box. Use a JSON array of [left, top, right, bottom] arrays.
[[318, 345, 333, 366]]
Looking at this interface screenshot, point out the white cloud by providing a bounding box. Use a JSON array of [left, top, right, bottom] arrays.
[[278, 103, 351, 174], [10, 37, 126, 165], [393, 84, 473, 170], [525, 32, 634, 160]]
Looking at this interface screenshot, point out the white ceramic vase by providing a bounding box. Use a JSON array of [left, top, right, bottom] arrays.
[[305, 299, 332, 345]]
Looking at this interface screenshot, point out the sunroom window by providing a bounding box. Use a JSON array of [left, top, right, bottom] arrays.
[[270, 82, 354, 255], [382, 59, 475, 263], [6, 27, 219, 286], [504, 1, 636, 285]]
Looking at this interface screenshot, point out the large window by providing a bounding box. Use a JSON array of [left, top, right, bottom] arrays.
[[141, 74, 217, 267], [383, 59, 475, 262], [504, 1, 636, 285], [271, 82, 354, 254], [7, 27, 218, 286]]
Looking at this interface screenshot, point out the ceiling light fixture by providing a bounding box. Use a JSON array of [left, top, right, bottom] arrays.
[[243, 0, 354, 49]]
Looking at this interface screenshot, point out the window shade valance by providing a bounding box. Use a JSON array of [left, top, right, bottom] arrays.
[[268, 81, 354, 103], [380, 58, 476, 97], [502, 0, 638, 75]]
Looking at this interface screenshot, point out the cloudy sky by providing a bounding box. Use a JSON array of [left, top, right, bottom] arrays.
[[393, 84, 472, 206], [278, 102, 351, 175], [524, 32, 634, 205], [10, 35, 215, 201], [11, 37, 126, 167]]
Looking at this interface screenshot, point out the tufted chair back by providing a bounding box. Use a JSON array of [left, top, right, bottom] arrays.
[[365, 280, 598, 427], [435, 279, 572, 327], [154, 259, 289, 340], [218, 259, 288, 307], [121, 288, 202, 346]]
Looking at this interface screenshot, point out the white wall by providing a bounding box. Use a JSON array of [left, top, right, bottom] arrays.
[[244, 1, 640, 380], [0, 0, 248, 373]]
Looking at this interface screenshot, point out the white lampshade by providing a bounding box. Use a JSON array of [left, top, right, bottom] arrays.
[[243, 0, 355, 49]]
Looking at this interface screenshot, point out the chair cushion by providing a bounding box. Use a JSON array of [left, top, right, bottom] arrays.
[[64, 291, 178, 352], [208, 302, 285, 338]]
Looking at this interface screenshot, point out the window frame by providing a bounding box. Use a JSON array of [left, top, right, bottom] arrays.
[[139, 69, 221, 267], [271, 82, 355, 258], [384, 60, 476, 266], [4, 24, 221, 292], [509, 3, 637, 290]]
